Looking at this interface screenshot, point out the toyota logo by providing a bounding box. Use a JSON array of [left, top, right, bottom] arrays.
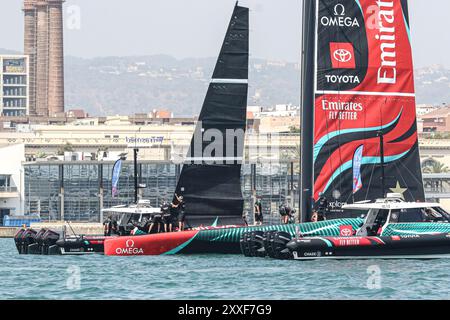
[[126, 239, 135, 248], [341, 228, 352, 237], [333, 49, 352, 63]]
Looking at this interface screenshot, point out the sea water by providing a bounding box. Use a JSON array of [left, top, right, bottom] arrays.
[[1, 238, 449, 300]]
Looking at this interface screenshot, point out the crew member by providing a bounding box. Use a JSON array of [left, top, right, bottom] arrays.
[[173, 194, 186, 232], [254, 198, 263, 226], [242, 211, 249, 226], [103, 216, 111, 236], [278, 204, 287, 224], [149, 203, 164, 233], [312, 192, 328, 222], [161, 201, 171, 232], [110, 217, 118, 235]]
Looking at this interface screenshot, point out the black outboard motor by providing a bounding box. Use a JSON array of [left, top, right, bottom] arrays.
[[263, 230, 278, 258], [240, 232, 252, 257], [41, 229, 61, 255], [266, 231, 292, 260], [29, 228, 47, 254], [14, 228, 26, 254], [20, 229, 38, 254], [248, 231, 266, 257]]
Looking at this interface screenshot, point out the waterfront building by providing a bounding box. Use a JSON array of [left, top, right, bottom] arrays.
[[422, 105, 450, 133], [22, 160, 296, 225], [1, 135, 450, 223], [0, 55, 29, 117], [0, 144, 25, 224]]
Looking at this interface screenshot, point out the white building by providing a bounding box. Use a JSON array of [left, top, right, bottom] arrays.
[[0, 144, 25, 223], [416, 104, 439, 117], [0, 55, 29, 116]]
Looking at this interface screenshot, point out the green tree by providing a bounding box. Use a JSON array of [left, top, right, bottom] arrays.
[[289, 126, 301, 134], [57, 142, 74, 156], [423, 160, 450, 174]]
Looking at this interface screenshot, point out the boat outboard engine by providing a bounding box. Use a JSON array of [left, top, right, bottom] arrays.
[[240, 232, 252, 257], [20, 229, 38, 254], [267, 231, 292, 260], [263, 230, 278, 258], [14, 228, 26, 254], [248, 231, 266, 257], [239, 232, 250, 257], [41, 229, 61, 255], [29, 228, 47, 254]]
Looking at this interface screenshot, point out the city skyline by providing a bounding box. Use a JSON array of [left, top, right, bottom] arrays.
[[0, 0, 449, 68]]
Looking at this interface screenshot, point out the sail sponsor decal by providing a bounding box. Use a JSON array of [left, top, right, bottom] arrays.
[[111, 159, 122, 198], [352, 145, 364, 194], [114, 239, 144, 255], [339, 225, 354, 237], [313, 0, 424, 212]]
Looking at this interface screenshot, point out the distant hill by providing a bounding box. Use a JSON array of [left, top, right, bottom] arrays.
[[2, 50, 449, 115], [64, 55, 450, 116], [0, 48, 22, 55], [415, 65, 450, 106], [64, 55, 301, 117]]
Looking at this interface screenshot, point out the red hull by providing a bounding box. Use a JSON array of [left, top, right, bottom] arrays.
[[104, 231, 199, 256]]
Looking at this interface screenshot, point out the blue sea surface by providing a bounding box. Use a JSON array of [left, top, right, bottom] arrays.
[[1, 238, 449, 300]]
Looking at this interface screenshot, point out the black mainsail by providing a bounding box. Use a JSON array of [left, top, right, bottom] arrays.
[[174, 3, 249, 226]]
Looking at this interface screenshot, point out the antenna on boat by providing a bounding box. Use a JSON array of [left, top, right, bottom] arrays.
[[134, 127, 141, 204], [299, 0, 316, 222], [378, 131, 386, 198], [66, 221, 77, 236]]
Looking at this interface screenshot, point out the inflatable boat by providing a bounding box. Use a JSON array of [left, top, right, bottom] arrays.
[[286, 234, 450, 260], [240, 196, 450, 260]]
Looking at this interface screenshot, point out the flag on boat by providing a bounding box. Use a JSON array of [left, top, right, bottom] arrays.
[[352, 145, 363, 194], [111, 159, 122, 197], [310, 0, 425, 216]]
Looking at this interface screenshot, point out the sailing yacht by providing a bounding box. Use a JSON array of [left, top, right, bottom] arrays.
[[15, 0, 442, 257]]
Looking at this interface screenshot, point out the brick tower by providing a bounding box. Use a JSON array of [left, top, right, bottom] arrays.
[[23, 0, 37, 115], [23, 0, 65, 117]]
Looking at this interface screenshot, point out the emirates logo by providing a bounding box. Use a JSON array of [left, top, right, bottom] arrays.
[[333, 49, 352, 63]]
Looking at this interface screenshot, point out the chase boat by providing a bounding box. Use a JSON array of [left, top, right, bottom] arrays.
[[13, 200, 160, 255], [241, 194, 450, 260]]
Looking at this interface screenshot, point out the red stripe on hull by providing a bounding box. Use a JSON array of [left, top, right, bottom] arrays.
[[104, 231, 198, 256]]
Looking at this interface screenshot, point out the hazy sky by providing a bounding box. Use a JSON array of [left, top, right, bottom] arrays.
[[1, 0, 449, 68]]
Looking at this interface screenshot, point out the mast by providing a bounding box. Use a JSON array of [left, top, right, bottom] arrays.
[[133, 148, 139, 203], [378, 132, 386, 198], [299, 0, 316, 222]]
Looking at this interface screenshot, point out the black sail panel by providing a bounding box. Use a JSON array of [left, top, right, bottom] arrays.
[[174, 4, 249, 227]]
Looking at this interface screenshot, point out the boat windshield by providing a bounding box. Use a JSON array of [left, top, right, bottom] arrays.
[[388, 207, 450, 223], [422, 207, 450, 223], [390, 209, 425, 223]]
